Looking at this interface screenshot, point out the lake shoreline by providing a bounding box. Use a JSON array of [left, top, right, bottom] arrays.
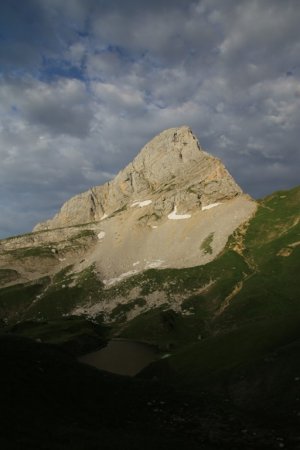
[[79, 338, 161, 376]]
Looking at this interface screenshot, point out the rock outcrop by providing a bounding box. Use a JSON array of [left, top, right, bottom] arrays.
[[1, 126, 256, 288], [34, 126, 242, 231]]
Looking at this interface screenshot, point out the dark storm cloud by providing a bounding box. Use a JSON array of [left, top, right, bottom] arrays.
[[0, 0, 67, 71], [0, 0, 299, 238], [21, 79, 94, 137]]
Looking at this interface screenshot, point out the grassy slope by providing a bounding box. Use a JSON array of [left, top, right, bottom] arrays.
[[0, 186, 299, 446], [0, 277, 49, 323], [26, 265, 104, 320], [0, 265, 103, 324], [117, 249, 251, 346], [216, 185, 300, 328], [144, 186, 300, 419], [0, 248, 248, 342], [122, 186, 299, 344], [0, 186, 299, 364], [2, 316, 109, 355]]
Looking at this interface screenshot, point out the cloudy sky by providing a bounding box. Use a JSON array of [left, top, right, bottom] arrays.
[[0, 0, 299, 238]]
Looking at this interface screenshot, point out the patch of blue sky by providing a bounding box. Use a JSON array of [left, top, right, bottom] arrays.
[[39, 57, 86, 82], [76, 30, 89, 38], [10, 105, 19, 115], [103, 43, 141, 64]]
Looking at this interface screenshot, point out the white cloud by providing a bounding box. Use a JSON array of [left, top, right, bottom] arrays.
[[92, 81, 145, 110], [0, 0, 299, 238]]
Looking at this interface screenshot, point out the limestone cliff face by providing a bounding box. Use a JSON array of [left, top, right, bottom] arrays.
[[1, 126, 257, 292], [34, 126, 242, 231]]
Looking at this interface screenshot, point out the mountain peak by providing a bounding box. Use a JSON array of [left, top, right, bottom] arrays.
[[2, 126, 257, 287], [135, 126, 202, 165], [34, 126, 245, 231]]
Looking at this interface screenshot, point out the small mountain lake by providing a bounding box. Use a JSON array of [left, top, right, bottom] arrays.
[[79, 339, 159, 376]]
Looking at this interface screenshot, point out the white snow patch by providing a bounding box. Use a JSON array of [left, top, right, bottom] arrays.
[[97, 231, 106, 240], [145, 259, 164, 269], [151, 225, 158, 229], [58, 258, 66, 262], [100, 213, 108, 221], [131, 200, 152, 208], [168, 206, 191, 220], [103, 270, 138, 286], [202, 202, 221, 211], [133, 261, 140, 267]]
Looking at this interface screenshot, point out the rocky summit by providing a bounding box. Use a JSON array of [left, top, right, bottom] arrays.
[[0, 126, 256, 290], [34, 126, 246, 231], [29, 126, 256, 282]]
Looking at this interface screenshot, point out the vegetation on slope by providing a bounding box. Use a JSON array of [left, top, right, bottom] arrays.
[[0, 277, 49, 323], [216, 185, 300, 329], [26, 265, 103, 320], [3, 316, 109, 355], [0, 268, 19, 286], [138, 186, 300, 423], [0, 186, 299, 448], [1, 186, 298, 353]]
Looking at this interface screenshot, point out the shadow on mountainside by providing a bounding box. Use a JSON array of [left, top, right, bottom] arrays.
[[1, 335, 299, 449]]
